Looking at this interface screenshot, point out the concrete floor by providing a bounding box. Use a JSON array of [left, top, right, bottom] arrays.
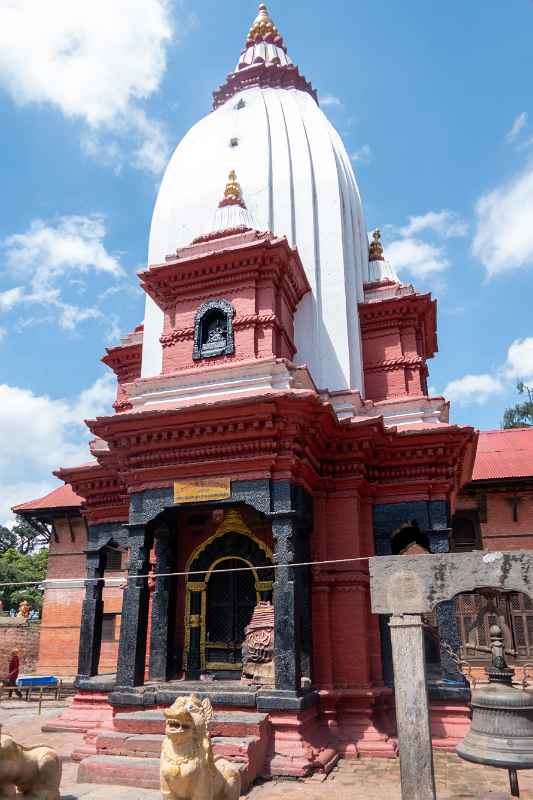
[[1, 699, 532, 799]]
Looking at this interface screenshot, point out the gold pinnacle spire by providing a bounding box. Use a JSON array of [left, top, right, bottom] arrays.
[[369, 229, 384, 261], [248, 4, 280, 42], [224, 170, 241, 201]]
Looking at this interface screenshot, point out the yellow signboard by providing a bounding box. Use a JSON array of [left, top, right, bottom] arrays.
[[173, 478, 231, 504]]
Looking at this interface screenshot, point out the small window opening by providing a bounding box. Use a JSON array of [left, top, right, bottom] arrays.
[[102, 613, 119, 642], [229, 137, 239, 148], [104, 547, 123, 572], [235, 99, 246, 110]]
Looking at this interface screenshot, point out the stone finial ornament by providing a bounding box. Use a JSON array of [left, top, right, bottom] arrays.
[[248, 4, 281, 43], [160, 694, 241, 800], [369, 229, 385, 261], [0, 730, 61, 800]]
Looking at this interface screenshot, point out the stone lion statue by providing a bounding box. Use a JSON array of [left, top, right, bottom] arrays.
[[160, 694, 241, 800], [0, 731, 61, 799]]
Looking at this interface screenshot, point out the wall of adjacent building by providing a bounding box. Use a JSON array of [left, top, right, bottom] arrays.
[[456, 485, 533, 551], [0, 620, 40, 679]]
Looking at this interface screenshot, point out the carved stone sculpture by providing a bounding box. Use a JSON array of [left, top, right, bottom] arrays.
[[0, 731, 61, 799], [160, 694, 241, 800], [242, 601, 275, 686]]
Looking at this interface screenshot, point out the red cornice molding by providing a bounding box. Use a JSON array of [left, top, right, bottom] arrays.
[[139, 232, 309, 312], [212, 63, 317, 110]]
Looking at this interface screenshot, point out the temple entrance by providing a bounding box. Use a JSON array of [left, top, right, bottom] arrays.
[[205, 558, 258, 671], [183, 509, 274, 679]]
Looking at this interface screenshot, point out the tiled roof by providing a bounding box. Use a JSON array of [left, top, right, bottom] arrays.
[[12, 484, 83, 513], [472, 428, 533, 481]]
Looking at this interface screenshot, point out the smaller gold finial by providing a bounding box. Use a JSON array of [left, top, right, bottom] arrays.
[[369, 228, 384, 261], [248, 3, 280, 42], [224, 170, 241, 201]]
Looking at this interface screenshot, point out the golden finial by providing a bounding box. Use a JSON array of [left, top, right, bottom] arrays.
[[369, 229, 384, 261], [224, 170, 241, 201], [248, 3, 280, 42]]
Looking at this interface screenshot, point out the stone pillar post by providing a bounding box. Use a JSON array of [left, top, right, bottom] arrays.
[[76, 549, 105, 681], [116, 524, 151, 688], [272, 513, 302, 692], [185, 585, 204, 680], [149, 531, 174, 682], [389, 613, 436, 800]]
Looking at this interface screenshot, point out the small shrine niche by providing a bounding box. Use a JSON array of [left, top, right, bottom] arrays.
[[193, 299, 235, 361]]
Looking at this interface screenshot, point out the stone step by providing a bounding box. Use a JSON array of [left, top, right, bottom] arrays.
[[113, 709, 269, 738], [78, 755, 160, 790], [96, 730, 260, 761], [78, 753, 252, 791]]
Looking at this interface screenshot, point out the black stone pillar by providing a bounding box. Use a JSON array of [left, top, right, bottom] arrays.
[[185, 586, 203, 680], [272, 513, 302, 692], [116, 524, 151, 688], [76, 549, 105, 681], [149, 530, 175, 682], [373, 500, 466, 688]]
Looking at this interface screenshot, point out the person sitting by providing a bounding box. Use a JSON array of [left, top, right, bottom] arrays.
[[6, 649, 22, 698]]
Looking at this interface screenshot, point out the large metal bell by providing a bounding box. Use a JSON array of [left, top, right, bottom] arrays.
[[457, 624, 533, 797]]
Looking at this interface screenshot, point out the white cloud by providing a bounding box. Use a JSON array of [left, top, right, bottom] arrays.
[[0, 0, 177, 175], [1, 215, 124, 332], [0, 373, 116, 525], [443, 374, 504, 406], [400, 210, 468, 239], [385, 238, 449, 277], [350, 145, 372, 165], [504, 337, 533, 382], [0, 287, 24, 312], [473, 164, 533, 276], [506, 112, 528, 143], [319, 94, 342, 108]]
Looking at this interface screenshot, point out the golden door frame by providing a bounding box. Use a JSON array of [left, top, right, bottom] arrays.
[[183, 509, 273, 672]]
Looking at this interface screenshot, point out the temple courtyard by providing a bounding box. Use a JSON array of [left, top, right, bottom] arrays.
[[1, 699, 532, 800]]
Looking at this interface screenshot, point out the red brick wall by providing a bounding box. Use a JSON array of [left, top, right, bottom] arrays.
[[37, 515, 125, 677], [0, 621, 40, 678], [456, 487, 533, 551]]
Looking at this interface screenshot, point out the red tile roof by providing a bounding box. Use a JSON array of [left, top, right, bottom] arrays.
[[472, 428, 533, 481], [12, 483, 83, 513]]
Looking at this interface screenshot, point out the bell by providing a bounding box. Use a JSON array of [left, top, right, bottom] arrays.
[[457, 624, 533, 798]]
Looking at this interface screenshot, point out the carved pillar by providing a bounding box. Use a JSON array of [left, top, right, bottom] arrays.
[[149, 529, 175, 682], [185, 584, 204, 680], [116, 524, 151, 688], [272, 512, 302, 692], [77, 549, 105, 681], [427, 504, 465, 685]]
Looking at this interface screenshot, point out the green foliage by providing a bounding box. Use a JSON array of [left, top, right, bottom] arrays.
[[0, 516, 50, 555], [0, 548, 48, 614], [503, 382, 533, 429]]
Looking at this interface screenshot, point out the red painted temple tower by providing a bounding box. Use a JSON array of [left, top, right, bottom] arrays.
[[17, 4, 479, 786]]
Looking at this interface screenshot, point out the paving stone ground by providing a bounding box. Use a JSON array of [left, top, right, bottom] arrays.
[[2, 699, 533, 799]]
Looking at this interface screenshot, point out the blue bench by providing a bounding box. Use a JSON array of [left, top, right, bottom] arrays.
[[15, 675, 62, 705]]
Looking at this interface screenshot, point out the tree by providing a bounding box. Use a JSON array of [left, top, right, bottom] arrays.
[[0, 516, 51, 614], [503, 382, 533, 429], [0, 516, 51, 555], [0, 548, 48, 614]]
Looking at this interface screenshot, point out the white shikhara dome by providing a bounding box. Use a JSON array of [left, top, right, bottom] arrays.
[[142, 5, 370, 393]]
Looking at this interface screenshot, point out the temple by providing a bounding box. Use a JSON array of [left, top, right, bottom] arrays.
[[16, 3, 533, 785]]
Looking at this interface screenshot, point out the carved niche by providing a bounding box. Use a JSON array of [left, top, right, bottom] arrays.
[[192, 299, 235, 361]]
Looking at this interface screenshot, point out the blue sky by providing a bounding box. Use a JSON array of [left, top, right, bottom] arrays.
[[1, 0, 533, 523]]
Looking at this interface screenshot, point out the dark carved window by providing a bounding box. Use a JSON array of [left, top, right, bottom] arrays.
[[193, 299, 235, 361], [102, 613, 119, 642], [104, 546, 123, 572], [451, 512, 480, 552]]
